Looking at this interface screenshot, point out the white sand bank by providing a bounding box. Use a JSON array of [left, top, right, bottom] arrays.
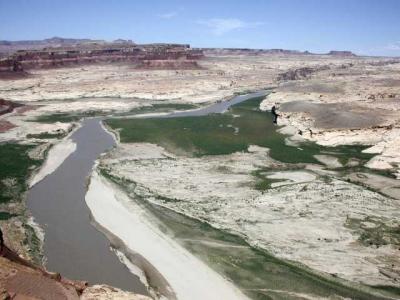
[[267, 171, 316, 187], [85, 171, 248, 300], [29, 138, 76, 187], [313, 155, 343, 169]]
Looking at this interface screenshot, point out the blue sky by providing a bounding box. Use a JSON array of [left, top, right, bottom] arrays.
[[1, 0, 399, 56]]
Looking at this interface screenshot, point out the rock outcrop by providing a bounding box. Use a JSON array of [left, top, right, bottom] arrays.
[[0, 245, 85, 299], [200, 48, 313, 56], [0, 245, 151, 300], [81, 285, 151, 300], [327, 50, 357, 57], [277, 65, 330, 81], [0, 99, 23, 115], [0, 42, 203, 77], [0, 37, 108, 56]]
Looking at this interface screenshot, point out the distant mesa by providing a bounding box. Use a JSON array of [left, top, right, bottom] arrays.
[[113, 39, 135, 44], [200, 48, 357, 57], [0, 37, 105, 50], [200, 48, 314, 56], [0, 37, 358, 78], [327, 50, 357, 57], [0, 38, 204, 77]]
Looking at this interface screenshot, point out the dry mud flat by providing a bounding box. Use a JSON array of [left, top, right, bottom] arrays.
[[1, 52, 400, 298], [86, 171, 248, 300], [95, 94, 400, 299], [0, 54, 384, 105], [259, 59, 400, 178], [99, 143, 400, 288]]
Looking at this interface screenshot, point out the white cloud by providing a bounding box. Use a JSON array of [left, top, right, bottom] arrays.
[[157, 11, 178, 19], [197, 18, 264, 35], [383, 41, 400, 51], [361, 41, 400, 57]]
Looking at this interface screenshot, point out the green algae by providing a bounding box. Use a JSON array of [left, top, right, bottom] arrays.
[[345, 216, 400, 248], [106, 96, 372, 165], [0, 143, 42, 203], [0, 211, 17, 220], [102, 95, 398, 298], [31, 111, 106, 123], [119, 103, 199, 115], [27, 131, 67, 139]]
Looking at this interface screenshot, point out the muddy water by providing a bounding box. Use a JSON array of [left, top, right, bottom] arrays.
[[134, 90, 269, 118], [26, 91, 267, 294], [27, 118, 148, 294]]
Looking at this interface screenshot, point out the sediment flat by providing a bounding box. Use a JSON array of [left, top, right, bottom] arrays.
[[29, 135, 77, 187], [86, 171, 249, 300]]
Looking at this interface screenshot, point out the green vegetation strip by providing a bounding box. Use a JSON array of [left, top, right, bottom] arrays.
[[31, 111, 106, 123], [0, 143, 42, 203], [0, 143, 44, 263], [0, 211, 17, 220], [106, 96, 372, 164], [27, 131, 67, 139], [31, 104, 199, 124], [118, 103, 199, 116]]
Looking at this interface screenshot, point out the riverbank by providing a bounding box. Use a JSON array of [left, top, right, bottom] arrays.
[[29, 126, 79, 188], [259, 61, 400, 179], [0, 51, 399, 299], [100, 94, 400, 299], [0, 244, 151, 300], [86, 170, 248, 300], [26, 118, 150, 294], [0, 113, 81, 263], [2, 89, 399, 299]]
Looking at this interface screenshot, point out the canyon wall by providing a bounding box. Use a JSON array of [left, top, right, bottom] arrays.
[[0, 42, 204, 76]]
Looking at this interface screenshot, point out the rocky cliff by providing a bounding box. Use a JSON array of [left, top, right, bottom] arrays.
[[0, 41, 203, 77], [0, 37, 116, 56], [200, 48, 313, 56], [327, 50, 356, 57], [199, 48, 358, 57], [276, 65, 331, 81], [0, 245, 151, 300]]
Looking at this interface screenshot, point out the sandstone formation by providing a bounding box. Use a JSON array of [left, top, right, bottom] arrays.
[[327, 50, 357, 57], [276, 65, 330, 81], [81, 285, 151, 300], [0, 41, 203, 77], [0, 245, 85, 299], [200, 48, 313, 56], [260, 57, 400, 177], [0, 37, 106, 56], [201, 48, 356, 57], [0, 99, 23, 116], [0, 244, 151, 300]]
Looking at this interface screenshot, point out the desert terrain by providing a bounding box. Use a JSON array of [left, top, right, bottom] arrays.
[[0, 40, 400, 299]]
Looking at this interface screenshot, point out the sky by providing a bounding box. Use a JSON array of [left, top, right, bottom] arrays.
[[0, 0, 399, 56]]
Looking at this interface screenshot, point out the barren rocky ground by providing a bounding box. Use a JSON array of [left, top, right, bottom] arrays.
[[0, 246, 150, 300], [1, 52, 400, 299], [99, 142, 400, 292]]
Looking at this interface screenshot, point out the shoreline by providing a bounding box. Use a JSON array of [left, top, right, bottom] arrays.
[[99, 86, 400, 296], [87, 207, 175, 300], [260, 95, 400, 179], [15, 90, 400, 297], [86, 165, 398, 300], [85, 170, 249, 300], [29, 123, 81, 188]]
